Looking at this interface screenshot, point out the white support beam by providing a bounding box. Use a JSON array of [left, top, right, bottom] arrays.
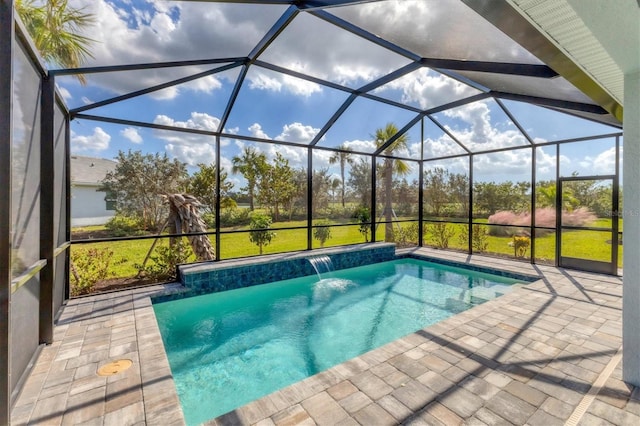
[[623, 70, 640, 386]]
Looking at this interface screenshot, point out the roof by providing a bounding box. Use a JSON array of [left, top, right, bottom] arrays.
[[70, 156, 117, 185], [57, 0, 626, 157]]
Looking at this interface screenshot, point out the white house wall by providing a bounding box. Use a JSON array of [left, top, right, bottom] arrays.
[[71, 185, 114, 227]]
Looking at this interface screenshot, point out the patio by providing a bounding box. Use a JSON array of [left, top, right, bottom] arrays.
[[10, 248, 639, 425], [2, 1, 640, 424]]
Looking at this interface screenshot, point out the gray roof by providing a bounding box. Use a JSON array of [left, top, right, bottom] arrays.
[[70, 156, 117, 185]]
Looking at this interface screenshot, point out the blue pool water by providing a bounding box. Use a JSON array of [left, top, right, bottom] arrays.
[[153, 258, 526, 425]]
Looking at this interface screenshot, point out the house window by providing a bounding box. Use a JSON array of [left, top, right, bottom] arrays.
[[105, 191, 116, 211]]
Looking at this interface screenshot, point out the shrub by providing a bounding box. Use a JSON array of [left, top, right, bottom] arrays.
[[561, 207, 597, 227], [70, 248, 114, 296], [105, 214, 145, 237], [513, 235, 530, 258], [458, 224, 489, 252], [202, 212, 216, 229], [220, 207, 251, 227], [426, 222, 455, 249], [135, 239, 192, 281], [249, 214, 276, 255], [313, 220, 332, 247], [327, 206, 353, 220], [352, 206, 371, 242], [395, 222, 420, 247], [488, 207, 596, 236]]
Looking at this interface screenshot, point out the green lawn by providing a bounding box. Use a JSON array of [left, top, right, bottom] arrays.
[[70, 218, 623, 291]]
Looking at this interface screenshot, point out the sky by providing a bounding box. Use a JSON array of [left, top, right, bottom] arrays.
[[54, 0, 623, 189]]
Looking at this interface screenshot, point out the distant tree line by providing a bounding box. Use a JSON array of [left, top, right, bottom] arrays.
[[99, 147, 616, 237]]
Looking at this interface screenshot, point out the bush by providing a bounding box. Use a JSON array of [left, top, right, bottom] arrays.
[[135, 239, 192, 281], [458, 224, 489, 252], [202, 212, 216, 229], [426, 222, 455, 249], [352, 206, 371, 242], [513, 235, 530, 258], [220, 207, 251, 227], [105, 214, 145, 237], [70, 248, 114, 296], [313, 220, 332, 247], [249, 214, 276, 255], [395, 222, 420, 247], [487, 207, 596, 236], [326, 206, 353, 220]]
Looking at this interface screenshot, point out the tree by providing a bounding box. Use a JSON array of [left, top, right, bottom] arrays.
[[423, 167, 449, 216], [313, 219, 332, 247], [287, 168, 307, 220], [330, 177, 341, 204], [473, 181, 529, 216], [100, 150, 188, 231], [258, 153, 296, 221], [352, 205, 371, 242], [347, 158, 371, 207], [231, 146, 267, 211], [374, 123, 411, 242], [248, 214, 276, 255], [395, 177, 418, 216], [16, 0, 94, 84], [186, 163, 235, 215], [311, 168, 332, 214], [424, 168, 469, 217], [329, 145, 354, 207]]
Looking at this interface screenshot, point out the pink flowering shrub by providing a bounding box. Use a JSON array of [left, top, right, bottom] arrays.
[[488, 207, 596, 236]]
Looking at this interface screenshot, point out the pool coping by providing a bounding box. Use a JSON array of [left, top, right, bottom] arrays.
[[11, 247, 636, 425]]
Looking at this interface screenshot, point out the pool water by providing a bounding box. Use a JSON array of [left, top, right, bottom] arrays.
[[153, 258, 524, 425]]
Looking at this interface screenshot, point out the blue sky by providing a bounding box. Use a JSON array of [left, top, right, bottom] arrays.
[[57, 0, 622, 188]]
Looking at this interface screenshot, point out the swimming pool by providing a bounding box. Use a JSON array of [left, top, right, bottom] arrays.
[[154, 257, 529, 425]]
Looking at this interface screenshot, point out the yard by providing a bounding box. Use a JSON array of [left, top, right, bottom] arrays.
[[70, 217, 623, 295]]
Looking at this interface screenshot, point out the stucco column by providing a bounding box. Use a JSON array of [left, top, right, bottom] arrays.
[[623, 70, 640, 386]]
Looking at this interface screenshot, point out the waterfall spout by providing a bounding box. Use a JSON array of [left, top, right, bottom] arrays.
[[308, 255, 334, 279]]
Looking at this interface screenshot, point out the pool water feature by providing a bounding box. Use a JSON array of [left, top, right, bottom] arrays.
[[307, 254, 334, 278], [154, 258, 528, 425]]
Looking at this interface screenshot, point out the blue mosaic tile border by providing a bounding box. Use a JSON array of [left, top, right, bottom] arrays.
[[152, 244, 396, 303]]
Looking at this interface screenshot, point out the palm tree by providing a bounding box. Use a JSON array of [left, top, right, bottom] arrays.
[[329, 144, 354, 208], [330, 177, 341, 204], [16, 0, 95, 83], [231, 146, 267, 211], [374, 123, 411, 242]]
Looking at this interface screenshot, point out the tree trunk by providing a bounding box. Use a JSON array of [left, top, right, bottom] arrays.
[[340, 163, 346, 208], [384, 160, 394, 242]]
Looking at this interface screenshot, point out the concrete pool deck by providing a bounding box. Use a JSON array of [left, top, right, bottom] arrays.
[[10, 248, 640, 425]]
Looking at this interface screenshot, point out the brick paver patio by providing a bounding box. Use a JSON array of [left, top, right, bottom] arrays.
[[10, 248, 640, 425]]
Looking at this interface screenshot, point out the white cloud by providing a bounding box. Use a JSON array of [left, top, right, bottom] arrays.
[[64, 0, 281, 99], [423, 135, 466, 158], [152, 112, 221, 165], [376, 68, 479, 110], [275, 122, 319, 144], [579, 147, 618, 175], [165, 142, 215, 167], [265, 143, 306, 168], [473, 150, 532, 178], [442, 101, 528, 151], [121, 127, 143, 143], [154, 112, 220, 132], [71, 127, 111, 152], [343, 139, 376, 154], [248, 123, 269, 139]]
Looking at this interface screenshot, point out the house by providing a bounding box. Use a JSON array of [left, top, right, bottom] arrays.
[[70, 155, 117, 227]]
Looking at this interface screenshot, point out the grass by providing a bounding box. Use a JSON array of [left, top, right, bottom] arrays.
[[70, 217, 623, 287]]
